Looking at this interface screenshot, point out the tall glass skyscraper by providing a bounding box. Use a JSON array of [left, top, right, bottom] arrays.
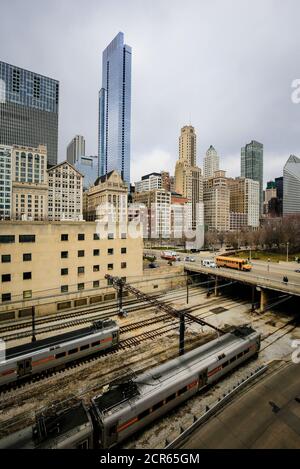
[[241, 140, 264, 214], [0, 61, 59, 167], [98, 32, 132, 186]]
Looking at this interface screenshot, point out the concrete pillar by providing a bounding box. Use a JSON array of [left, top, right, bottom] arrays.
[[215, 276, 219, 297], [260, 288, 268, 313]]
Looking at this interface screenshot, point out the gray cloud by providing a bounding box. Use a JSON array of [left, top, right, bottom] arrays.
[[1, 0, 300, 185]]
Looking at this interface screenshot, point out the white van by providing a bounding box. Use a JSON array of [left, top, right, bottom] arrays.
[[202, 259, 216, 268]]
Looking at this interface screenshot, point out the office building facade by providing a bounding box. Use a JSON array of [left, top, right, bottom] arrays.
[[0, 145, 13, 220], [204, 145, 219, 178], [98, 32, 132, 186], [67, 135, 86, 165], [75, 155, 98, 191], [283, 155, 300, 216], [0, 61, 59, 167], [47, 161, 83, 221], [241, 140, 264, 214], [175, 126, 203, 230]]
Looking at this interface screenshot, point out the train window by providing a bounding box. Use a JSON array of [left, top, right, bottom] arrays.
[[92, 341, 100, 347], [244, 348, 250, 355], [152, 401, 164, 412], [230, 356, 237, 363], [80, 344, 89, 351], [68, 348, 78, 355], [166, 393, 176, 403], [178, 386, 188, 396], [55, 352, 66, 359], [237, 352, 243, 359], [112, 333, 118, 338], [222, 361, 229, 368], [138, 408, 150, 420]]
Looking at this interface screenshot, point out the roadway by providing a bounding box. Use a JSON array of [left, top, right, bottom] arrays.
[[144, 249, 300, 294], [180, 362, 300, 449]]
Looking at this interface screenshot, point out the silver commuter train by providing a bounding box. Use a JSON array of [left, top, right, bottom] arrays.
[[92, 325, 261, 448], [0, 319, 119, 387], [0, 326, 260, 449]]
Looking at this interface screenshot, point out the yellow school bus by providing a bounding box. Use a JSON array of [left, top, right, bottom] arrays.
[[216, 256, 252, 271]]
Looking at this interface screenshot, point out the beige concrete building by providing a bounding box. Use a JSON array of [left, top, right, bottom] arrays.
[[47, 161, 83, 221], [84, 170, 128, 223], [11, 145, 48, 221], [203, 170, 230, 232], [229, 177, 260, 229], [175, 126, 203, 230], [133, 189, 171, 239], [0, 221, 143, 320]]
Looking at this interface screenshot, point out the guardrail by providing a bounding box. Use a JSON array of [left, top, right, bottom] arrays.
[[184, 263, 300, 295], [165, 364, 268, 449]]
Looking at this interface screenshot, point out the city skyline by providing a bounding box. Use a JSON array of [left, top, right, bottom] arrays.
[[1, 0, 300, 185]]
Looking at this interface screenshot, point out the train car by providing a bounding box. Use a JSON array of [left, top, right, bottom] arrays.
[[216, 256, 252, 271], [91, 326, 260, 448], [0, 320, 119, 387], [0, 402, 94, 449]]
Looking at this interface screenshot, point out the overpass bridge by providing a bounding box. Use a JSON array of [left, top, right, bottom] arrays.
[[184, 263, 300, 312]]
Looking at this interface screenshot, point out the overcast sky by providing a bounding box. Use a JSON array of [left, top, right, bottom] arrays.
[[1, 0, 300, 185]]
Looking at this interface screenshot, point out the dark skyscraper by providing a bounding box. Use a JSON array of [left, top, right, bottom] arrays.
[[0, 61, 59, 167], [98, 32, 132, 186], [241, 140, 264, 214]]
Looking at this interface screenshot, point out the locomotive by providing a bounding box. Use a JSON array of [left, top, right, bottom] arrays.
[[0, 326, 261, 449]]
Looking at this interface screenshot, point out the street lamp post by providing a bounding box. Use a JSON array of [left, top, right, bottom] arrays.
[[287, 242, 289, 263]]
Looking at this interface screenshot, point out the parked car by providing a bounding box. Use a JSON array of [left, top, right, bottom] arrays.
[[148, 263, 158, 269], [185, 256, 195, 262], [295, 269, 300, 273]]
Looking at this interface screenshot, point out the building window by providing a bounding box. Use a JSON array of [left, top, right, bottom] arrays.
[[78, 266, 85, 274], [61, 234, 68, 241], [61, 285, 68, 293], [78, 234, 85, 241], [78, 250, 85, 258], [23, 272, 32, 280], [108, 249, 114, 255], [121, 248, 127, 254], [1, 255, 11, 263], [121, 262, 127, 269], [61, 268, 68, 276], [2, 293, 11, 302], [93, 249, 100, 256], [2, 274, 11, 282], [108, 264, 113, 270], [107, 278, 113, 286], [93, 281, 100, 288], [61, 251, 68, 259], [78, 283, 84, 291], [19, 235, 35, 243], [23, 253, 32, 262], [23, 290, 32, 299], [94, 234, 100, 240], [121, 233, 127, 239], [0, 235, 15, 244], [108, 233, 114, 240]]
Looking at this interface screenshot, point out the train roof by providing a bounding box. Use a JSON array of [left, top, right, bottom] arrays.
[[0, 403, 91, 449], [93, 327, 259, 417], [5, 319, 118, 360]]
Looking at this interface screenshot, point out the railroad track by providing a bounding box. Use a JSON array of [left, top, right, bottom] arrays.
[[0, 283, 206, 335], [0, 298, 244, 397], [1, 293, 241, 343]]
